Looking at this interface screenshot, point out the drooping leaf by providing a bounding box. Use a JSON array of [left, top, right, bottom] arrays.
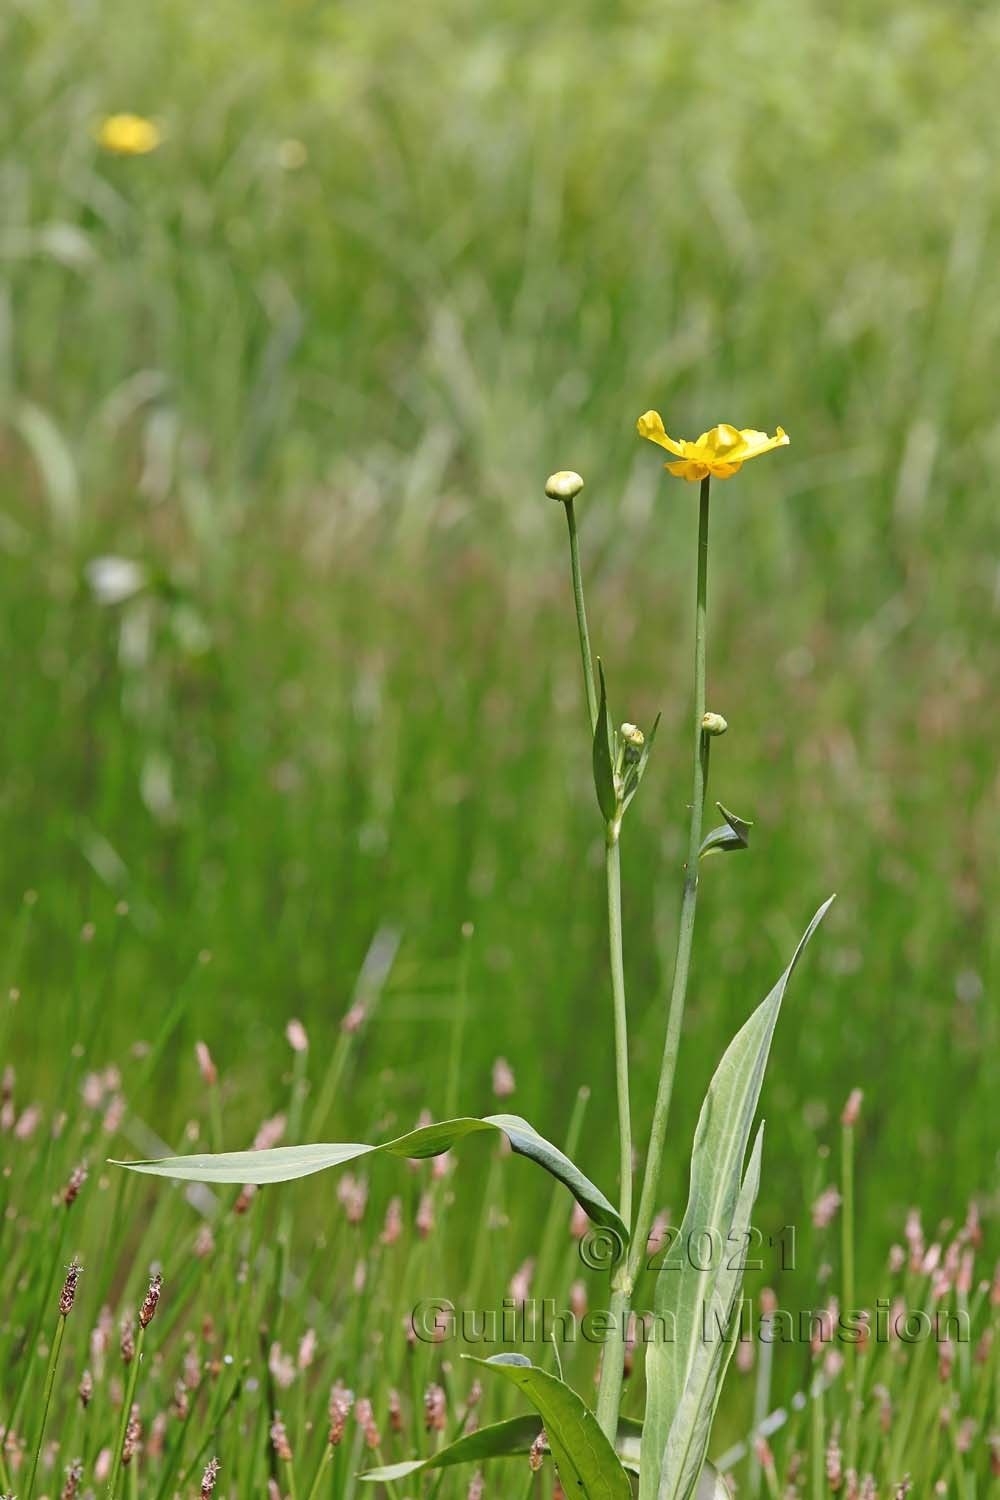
[[593, 659, 619, 823], [469, 1355, 632, 1500], [639, 898, 834, 1500], [698, 803, 752, 859], [360, 1412, 645, 1483], [113, 1112, 627, 1246]]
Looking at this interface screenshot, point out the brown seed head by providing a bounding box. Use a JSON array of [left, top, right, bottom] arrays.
[[200, 1456, 221, 1497], [63, 1163, 88, 1208], [60, 1259, 83, 1317], [529, 1429, 547, 1473], [139, 1272, 163, 1328]]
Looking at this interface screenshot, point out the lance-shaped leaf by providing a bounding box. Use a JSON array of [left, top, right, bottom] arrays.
[[469, 1355, 632, 1500], [593, 659, 618, 823], [113, 1112, 627, 1245], [657, 1126, 763, 1500], [360, 1412, 645, 1484], [698, 803, 752, 860], [639, 898, 834, 1500]]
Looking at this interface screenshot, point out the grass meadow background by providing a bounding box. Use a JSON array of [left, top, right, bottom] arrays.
[[1, 0, 997, 1490]]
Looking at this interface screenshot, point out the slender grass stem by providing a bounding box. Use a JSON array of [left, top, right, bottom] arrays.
[[628, 476, 711, 1283], [841, 1116, 859, 1472], [107, 1326, 145, 1500], [23, 1313, 66, 1500]]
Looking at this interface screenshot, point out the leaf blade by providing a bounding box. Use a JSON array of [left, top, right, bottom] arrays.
[[640, 898, 834, 1500], [469, 1356, 632, 1500], [113, 1112, 627, 1245]]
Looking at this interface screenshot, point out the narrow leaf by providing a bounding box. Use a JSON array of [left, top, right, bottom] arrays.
[[113, 1112, 627, 1246], [469, 1356, 632, 1500], [639, 898, 834, 1500], [698, 803, 752, 859], [360, 1413, 645, 1483], [593, 659, 618, 823]]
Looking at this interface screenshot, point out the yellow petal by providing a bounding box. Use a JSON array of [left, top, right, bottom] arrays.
[[666, 460, 709, 481], [734, 426, 790, 460], [697, 424, 744, 459], [707, 460, 742, 479], [637, 411, 686, 458]]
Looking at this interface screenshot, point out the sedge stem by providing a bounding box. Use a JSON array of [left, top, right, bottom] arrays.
[[23, 1313, 66, 1500], [107, 1325, 145, 1500]]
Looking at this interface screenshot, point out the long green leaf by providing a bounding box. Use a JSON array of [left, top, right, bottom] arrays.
[[658, 1126, 764, 1500], [112, 1112, 627, 1244], [640, 897, 834, 1500], [469, 1355, 632, 1500], [360, 1413, 645, 1483]]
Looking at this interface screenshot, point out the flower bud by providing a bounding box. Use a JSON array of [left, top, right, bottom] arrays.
[[544, 470, 584, 502], [620, 723, 644, 764], [701, 712, 728, 737]]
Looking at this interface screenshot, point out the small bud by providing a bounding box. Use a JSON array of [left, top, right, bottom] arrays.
[[619, 723, 644, 764], [529, 1430, 547, 1472], [701, 712, 728, 737], [200, 1457, 221, 1498], [139, 1273, 163, 1328], [492, 1057, 516, 1098], [544, 470, 584, 502], [79, 1370, 93, 1408]]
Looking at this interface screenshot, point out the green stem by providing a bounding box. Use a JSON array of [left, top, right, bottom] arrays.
[[628, 476, 711, 1283], [605, 838, 633, 1229], [594, 836, 635, 1443], [564, 497, 597, 734], [107, 1326, 145, 1500], [23, 1314, 66, 1500], [561, 490, 634, 1442]]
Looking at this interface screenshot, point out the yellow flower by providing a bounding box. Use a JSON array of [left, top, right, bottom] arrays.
[[96, 114, 162, 157], [636, 410, 789, 482]]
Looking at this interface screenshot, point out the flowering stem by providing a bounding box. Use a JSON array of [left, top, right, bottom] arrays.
[[628, 475, 711, 1286], [23, 1313, 66, 1500], [563, 496, 598, 734], [560, 492, 634, 1443]]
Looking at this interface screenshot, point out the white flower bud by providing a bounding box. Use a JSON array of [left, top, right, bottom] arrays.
[[701, 712, 728, 737], [544, 470, 584, 502]]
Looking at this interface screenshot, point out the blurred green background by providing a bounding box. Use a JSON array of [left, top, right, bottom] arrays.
[[2, 0, 997, 1293]]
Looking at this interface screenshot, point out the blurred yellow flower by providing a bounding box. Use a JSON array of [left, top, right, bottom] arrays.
[[637, 410, 789, 482], [96, 114, 162, 156]]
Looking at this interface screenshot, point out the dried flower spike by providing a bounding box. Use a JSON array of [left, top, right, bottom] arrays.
[[200, 1456, 221, 1497], [139, 1272, 163, 1328], [60, 1259, 83, 1317]]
